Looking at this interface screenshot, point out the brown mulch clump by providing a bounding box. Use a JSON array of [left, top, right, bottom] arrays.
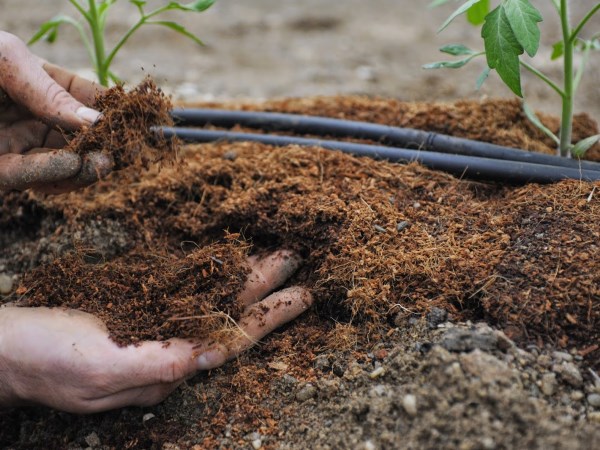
[[65, 78, 177, 170]]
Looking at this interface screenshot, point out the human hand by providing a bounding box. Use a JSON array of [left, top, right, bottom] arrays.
[[0, 250, 311, 413], [0, 31, 112, 193]]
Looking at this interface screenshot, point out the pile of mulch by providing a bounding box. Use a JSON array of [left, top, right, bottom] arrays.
[[2, 95, 599, 362]]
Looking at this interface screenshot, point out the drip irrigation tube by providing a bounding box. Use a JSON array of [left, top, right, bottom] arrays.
[[170, 108, 600, 173], [161, 127, 600, 184]]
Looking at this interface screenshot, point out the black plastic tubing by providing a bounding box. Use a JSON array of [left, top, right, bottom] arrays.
[[161, 127, 600, 184], [170, 108, 600, 173]]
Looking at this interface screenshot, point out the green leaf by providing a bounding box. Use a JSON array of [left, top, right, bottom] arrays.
[[146, 20, 204, 46], [504, 0, 542, 57], [475, 67, 491, 90], [572, 134, 600, 157], [166, 0, 216, 12], [482, 5, 524, 97], [551, 41, 564, 60], [438, 0, 484, 33], [467, 0, 489, 25], [423, 53, 481, 69], [522, 102, 560, 145], [439, 43, 476, 55], [28, 15, 80, 45]]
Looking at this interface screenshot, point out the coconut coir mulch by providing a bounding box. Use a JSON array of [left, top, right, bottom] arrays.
[[2, 93, 599, 362]]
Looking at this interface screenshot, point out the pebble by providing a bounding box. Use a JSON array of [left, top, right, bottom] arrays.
[[369, 367, 385, 379], [440, 328, 498, 353], [251, 439, 262, 449], [0, 273, 13, 295], [426, 307, 448, 329], [552, 351, 573, 362], [587, 393, 600, 407], [85, 432, 101, 448], [588, 412, 600, 423], [553, 362, 583, 387], [396, 221, 409, 232], [571, 391, 584, 401], [402, 394, 418, 416], [142, 413, 157, 424], [536, 354, 553, 368], [314, 355, 331, 371], [296, 383, 317, 402]]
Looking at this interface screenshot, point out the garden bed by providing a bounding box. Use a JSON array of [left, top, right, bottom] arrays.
[[1, 96, 599, 449]]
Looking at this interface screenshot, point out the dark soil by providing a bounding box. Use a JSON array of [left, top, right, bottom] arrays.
[[1, 96, 599, 449]]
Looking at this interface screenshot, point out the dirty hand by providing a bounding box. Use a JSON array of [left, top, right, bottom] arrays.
[[0, 251, 311, 414], [0, 31, 112, 193]]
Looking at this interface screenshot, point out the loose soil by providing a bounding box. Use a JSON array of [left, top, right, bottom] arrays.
[[1, 95, 600, 449]]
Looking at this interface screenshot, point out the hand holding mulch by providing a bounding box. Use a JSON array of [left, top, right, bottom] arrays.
[[0, 31, 112, 193], [0, 251, 312, 413]]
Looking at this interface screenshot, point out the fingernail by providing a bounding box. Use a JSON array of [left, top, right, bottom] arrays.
[[76, 106, 102, 125], [196, 350, 224, 371]]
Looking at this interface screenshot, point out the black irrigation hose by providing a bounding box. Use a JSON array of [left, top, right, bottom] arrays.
[[170, 108, 600, 173], [161, 127, 600, 184]]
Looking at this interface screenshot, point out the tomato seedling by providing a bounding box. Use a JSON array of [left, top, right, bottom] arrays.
[[29, 0, 215, 87], [425, 0, 600, 158]]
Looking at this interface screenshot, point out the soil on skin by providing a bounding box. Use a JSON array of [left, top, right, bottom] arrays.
[[1, 96, 600, 449]]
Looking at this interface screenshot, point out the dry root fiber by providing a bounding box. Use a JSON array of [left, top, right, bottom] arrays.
[[66, 78, 177, 170]]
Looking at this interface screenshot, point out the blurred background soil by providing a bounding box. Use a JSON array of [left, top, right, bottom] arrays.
[[1, 0, 599, 123]]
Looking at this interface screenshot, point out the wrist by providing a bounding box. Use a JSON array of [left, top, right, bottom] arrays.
[[0, 308, 20, 407]]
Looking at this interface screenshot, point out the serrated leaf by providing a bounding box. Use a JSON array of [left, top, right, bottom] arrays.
[[475, 67, 491, 90], [438, 0, 484, 33], [147, 20, 204, 46], [551, 41, 564, 60], [504, 0, 542, 57], [482, 5, 524, 97], [440, 43, 475, 55], [572, 134, 600, 157], [467, 0, 489, 25], [523, 102, 560, 145]]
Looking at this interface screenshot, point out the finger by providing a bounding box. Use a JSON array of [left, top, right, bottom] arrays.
[[0, 119, 54, 154], [42, 62, 104, 107], [196, 287, 313, 371], [34, 151, 114, 194], [0, 151, 81, 191], [0, 32, 101, 130], [238, 250, 303, 307]]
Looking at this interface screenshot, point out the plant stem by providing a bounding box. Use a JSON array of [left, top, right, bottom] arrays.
[[519, 61, 565, 99], [570, 3, 600, 44], [87, 0, 108, 86], [558, 0, 573, 157]]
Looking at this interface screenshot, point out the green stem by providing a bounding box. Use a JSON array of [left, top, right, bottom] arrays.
[[519, 61, 565, 99], [570, 3, 600, 43], [559, 0, 573, 158], [103, 20, 145, 77], [573, 42, 591, 94], [87, 0, 108, 86], [68, 0, 90, 20]]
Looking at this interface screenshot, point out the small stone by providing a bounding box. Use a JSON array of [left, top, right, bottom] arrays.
[[402, 394, 418, 416], [588, 412, 600, 423], [536, 354, 553, 368], [142, 413, 156, 424], [440, 328, 498, 353], [426, 307, 448, 329], [587, 393, 600, 407], [360, 440, 377, 450], [552, 351, 573, 362], [541, 373, 558, 396], [85, 432, 101, 448], [369, 367, 385, 379], [296, 383, 317, 402], [251, 439, 262, 449], [314, 355, 330, 371], [553, 362, 583, 387], [493, 330, 514, 351], [571, 391, 584, 401], [332, 361, 346, 377], [0, 273, 13, 295], [396, 221, 409, 232], [222, 150, 237, 161]]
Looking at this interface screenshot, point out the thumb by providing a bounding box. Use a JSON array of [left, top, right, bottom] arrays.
[[0, 32, 101, 131]]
